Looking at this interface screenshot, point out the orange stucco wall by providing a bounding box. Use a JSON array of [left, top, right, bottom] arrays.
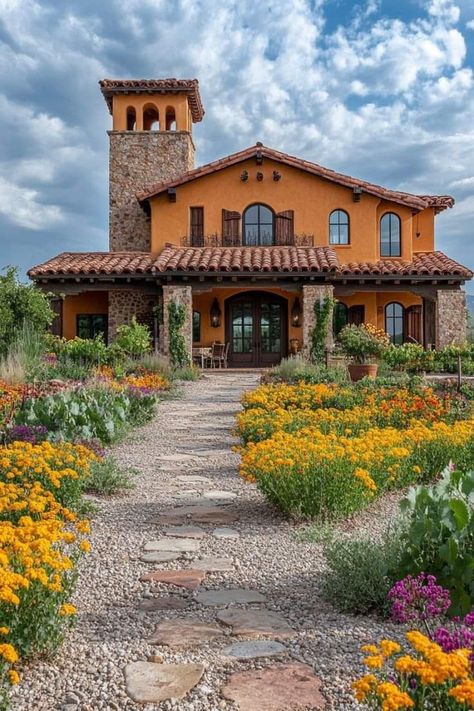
[[149, 157, 435, 262], [334, 291, 422, 331], [62, 292, 109, 340], [112, 94, 192, 132]]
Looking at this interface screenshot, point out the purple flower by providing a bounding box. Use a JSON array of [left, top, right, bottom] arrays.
[[388, 574, 451, 624], [7, 424, 48, 444]]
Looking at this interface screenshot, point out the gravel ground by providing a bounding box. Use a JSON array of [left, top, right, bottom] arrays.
[[12, 372, 402, 711]]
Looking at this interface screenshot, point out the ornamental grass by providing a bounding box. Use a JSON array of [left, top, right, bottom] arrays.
[[238, 383, 474, 520], [0, 441, 95, 708]]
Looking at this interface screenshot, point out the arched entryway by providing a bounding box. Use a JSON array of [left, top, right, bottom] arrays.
[[225, 291, 288, 367]]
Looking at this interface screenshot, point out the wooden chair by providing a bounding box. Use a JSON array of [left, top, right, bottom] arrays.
[[209, 342, 228, 368]]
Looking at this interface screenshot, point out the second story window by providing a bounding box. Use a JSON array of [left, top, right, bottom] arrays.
[[190, 207, 204, 246], [329, 210, 349, 245], [380, 212, 401, 257], [243, 204, 274, 246]]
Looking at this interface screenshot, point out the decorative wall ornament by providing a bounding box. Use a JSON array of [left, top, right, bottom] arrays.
[[272, 171, 281, 181], [256, 172, 264, 182], [240, 170, 249, 182]]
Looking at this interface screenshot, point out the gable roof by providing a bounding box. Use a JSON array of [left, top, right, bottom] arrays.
[[136, 143, 455, 213], [28, 248, 472, 281], [99, 78, 204, 122]]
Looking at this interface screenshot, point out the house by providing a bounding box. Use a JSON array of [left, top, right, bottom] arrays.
[[28, 78, 472, 367]]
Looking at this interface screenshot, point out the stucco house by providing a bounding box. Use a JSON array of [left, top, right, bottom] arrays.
[[29, 78, 472, 367]]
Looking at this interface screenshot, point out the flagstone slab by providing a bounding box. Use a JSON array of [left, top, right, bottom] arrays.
[[138, 596, 191, 611], [221, 663, 325, 711], [153, 505, 239, 525], [216, 609, 295, 638], [164, 525, 206, 539], [213, 527, 240, 539], [222, 640, 287, 660], [125, 661, 204, 703], [141, 569, 206, 591], [195, 588, 266, 606], [202, 490, 237, 501], [176, 475, 213, 485], [140, 551, 182, 564], [143, 538, 201, 553], [192, 556, 235, 572], [148, 618, 225, 648]]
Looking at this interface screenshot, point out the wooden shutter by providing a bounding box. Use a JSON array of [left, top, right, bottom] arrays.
[[406, 305, 422, 344], [348, 305, 365, 325], [222, 209, 241, 246], [190, 207, 204, 246], [275, 210, 294, 246], [50, 299, 63, 337], [423, 299, 436, 349]]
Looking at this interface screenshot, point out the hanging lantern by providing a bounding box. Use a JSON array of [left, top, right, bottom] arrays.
[[291, 297, 302, 328], [210, 298, 222, 328]]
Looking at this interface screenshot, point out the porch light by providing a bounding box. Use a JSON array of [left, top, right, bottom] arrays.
[[210, 298, 222, 328], [291, 297, 302, 327]]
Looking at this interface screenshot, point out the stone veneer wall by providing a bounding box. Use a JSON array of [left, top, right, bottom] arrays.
[[108, 131, 195, 252], [108, 290, 159, 342], [436, 289, 467, 349], [162, 285, 193, 362], [302, 284, 335, 357]]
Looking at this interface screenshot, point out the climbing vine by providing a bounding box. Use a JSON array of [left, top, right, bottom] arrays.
[[310, 296, 336, 363], [168, 300, 190, 368]]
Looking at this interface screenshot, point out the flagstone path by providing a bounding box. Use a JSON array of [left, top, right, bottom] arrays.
[[13, 372, 395, 711]]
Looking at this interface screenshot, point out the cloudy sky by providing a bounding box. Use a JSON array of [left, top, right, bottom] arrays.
[[1, 0, 473, 291]]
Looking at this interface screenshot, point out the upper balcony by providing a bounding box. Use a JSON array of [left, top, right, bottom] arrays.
[[181, 233, 315, 248]]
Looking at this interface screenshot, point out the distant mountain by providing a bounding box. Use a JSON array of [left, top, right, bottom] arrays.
[[467, 294, 474, 318]]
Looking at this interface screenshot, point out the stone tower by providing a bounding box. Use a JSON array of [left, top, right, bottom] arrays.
[[99, 78, 204, 252]]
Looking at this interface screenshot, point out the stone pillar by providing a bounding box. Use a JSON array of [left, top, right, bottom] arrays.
[[436, 289, 467, 349], [162, 285, 193, 363], [302, 284, 335, 358], [108, 290, 158, 342], [108, 131, 195, 251]]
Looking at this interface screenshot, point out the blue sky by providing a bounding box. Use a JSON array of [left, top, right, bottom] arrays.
[[0, 0, 473, 291]]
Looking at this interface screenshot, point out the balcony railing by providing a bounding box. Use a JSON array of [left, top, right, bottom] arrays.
[[181, 233, 315, 248]]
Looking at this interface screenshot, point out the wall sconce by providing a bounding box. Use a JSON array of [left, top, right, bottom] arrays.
[[240, 170, 249, 182], [256, 172, 264, 182], [352, 187, 362, 203], [291, 297, 302, 327], [210, 298, 222, 328]]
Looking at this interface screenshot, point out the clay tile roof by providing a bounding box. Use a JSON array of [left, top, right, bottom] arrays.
[[136, 144, 454, 212], [28, 248, 472, 281], [98, 78, 204, 122]]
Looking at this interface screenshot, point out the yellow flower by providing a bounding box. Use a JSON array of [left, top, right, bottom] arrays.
[[80, 540, 91, 553], [0, 643, 18, 663], [0, 626, 9, 635], [352, 674, 377, 702], [449, 680, 474, 706], [8, 669, 20, 685], [379, 640, 401, 658], [364, 654, 384, 670], [59, 603, 77, 616]]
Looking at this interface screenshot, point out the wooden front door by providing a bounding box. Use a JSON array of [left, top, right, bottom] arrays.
[[225, 292, 288, 367]]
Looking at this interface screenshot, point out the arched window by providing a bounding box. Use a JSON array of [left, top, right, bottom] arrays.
[[380, 213, 401, 257], [385, 302, 404, 344], [329, 210, 350, 245], [166, 106, 176, 131], [243, 204, 274, 246], [193, 311, 201, 342], [126, 106, 136, 131], [333, 302, 348, 336], [143, 104, 159, 131]]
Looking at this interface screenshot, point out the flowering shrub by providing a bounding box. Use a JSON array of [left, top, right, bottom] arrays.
[[94, 365, 168, 393], [338, 323, 390, 364]]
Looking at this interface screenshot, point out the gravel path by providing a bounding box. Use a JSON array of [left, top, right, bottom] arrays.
[[13, 372, 400, 711]]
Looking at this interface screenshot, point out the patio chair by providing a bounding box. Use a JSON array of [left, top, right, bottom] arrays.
[[208, 342, 228, 368]]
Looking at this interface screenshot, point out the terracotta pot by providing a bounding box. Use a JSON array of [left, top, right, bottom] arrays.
[[348, 363, 378, 382]]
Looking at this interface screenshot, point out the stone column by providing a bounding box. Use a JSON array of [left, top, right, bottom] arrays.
[[436, 289, 467, 349], [302, 284, 335, 358], [108, 290, 157, 342], [162, 285, 193, 363]]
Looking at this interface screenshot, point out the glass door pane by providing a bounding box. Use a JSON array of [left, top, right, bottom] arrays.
[[231, 302, 253, 353], [260, 303, 281, 353]]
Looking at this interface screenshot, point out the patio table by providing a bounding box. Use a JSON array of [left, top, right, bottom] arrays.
[[192, 346, 212, 368]]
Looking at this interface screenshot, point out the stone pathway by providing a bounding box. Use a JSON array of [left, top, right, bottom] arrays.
[[13, 372, 396, 710]]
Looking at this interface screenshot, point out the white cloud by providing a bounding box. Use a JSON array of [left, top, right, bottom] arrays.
[[0, 176, 63, 230]]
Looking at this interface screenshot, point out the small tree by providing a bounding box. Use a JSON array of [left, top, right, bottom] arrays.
[[115, 316, 151, 357], [0, 267, 53, 357]]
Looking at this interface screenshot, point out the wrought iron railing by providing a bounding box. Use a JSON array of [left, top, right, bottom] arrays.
[[181, 233, 315, 248]]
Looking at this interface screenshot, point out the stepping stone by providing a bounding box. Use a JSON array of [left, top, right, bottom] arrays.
[[176, 475, 212, 485], [125, 661, 204, 704], [221, 663, 325, 711], [140, 551, 182, 564], [164, 525, 206, 539], [141, 569, 206, 591], [143, 538, 201, 553], [217, 609, 295, 638], [153, 505, 239, 525], [159, 454, 197, 462], [202, 490, 237, 501], [138, 596, 191, 611], [149, 618, 224, 648], [192, 556, 235, 572], [222, 640, 287, 660], [195, 589, 266, 606], [172, 490, 200, 499], [213, 527, 240, 539]]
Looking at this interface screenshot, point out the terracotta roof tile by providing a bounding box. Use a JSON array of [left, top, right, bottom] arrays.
[[28, 248, 472, 280], [137, 144, 454, 212], [99, 78, 204, 122]]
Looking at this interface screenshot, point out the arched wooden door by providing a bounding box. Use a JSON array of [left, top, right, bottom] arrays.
[[225, 292, 288, 367]]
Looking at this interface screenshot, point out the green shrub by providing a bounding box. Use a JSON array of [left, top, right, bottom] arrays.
[[396, 468, 474, 616], [16, 386, 156, 444], [86, 457, 136, 495], [115, 317, 151, 357], [322, 532, 403, 615], [123, 352, 171, 377], [383, 343, 436, 372], [338, 323, 389, 364], [41, 358, 94, 382], [173, 364, 199, 381], [168, 301, 190, 368], [266, 356, 349, 385]]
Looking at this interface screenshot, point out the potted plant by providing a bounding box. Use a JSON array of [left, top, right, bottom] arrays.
[[338, 323, 389, 381]]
